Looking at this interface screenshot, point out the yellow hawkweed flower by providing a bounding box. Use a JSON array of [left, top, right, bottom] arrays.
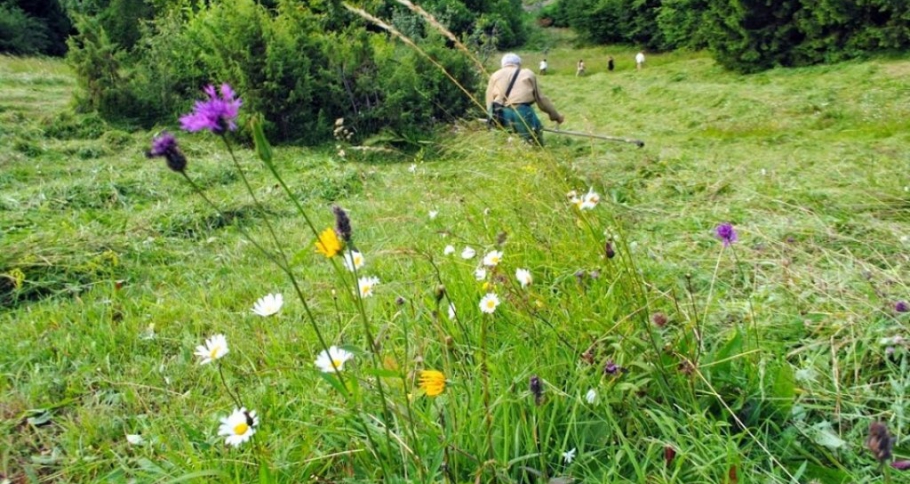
[[315, 228, 342, 257], [419, 370, 446, 397]]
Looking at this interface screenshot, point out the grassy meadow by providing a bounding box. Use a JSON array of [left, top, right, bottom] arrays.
[[2, 35, 910, 483]]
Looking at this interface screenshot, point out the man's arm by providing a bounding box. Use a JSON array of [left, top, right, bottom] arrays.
[[532, 76, 564, 123]]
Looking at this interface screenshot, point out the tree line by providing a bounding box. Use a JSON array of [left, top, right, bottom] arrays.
[[540, 0, 910, 73]]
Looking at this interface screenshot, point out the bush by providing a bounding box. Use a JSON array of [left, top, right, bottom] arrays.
[[69, 0, 480, 145], [0, 3, 52, 55]]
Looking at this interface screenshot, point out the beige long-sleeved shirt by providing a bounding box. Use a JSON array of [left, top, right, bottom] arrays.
[[485, 65, 563, 123]]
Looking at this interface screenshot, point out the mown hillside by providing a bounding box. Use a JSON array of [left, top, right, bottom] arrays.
[[2, 45, 910, 483]]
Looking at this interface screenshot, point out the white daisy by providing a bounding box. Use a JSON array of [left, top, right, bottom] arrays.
[[479, 293, 500, 314], [448, 303, 456, 320], [194, 334, 228, 365], [409, 164, 417, 173], [358, 276, 380, 298], [461, 247, 476, 259], [342, 251, 365, 272], [315, 345, 354, 373], [475, 267, 487, 281], [444, 245, 455, 255], [482, 250, 503, 267], [515, 268, 532, 287], [562, 448, 576, 464], [251, 293, 283, 317], [429, 210, 438, 220], [126, 434, 144, 446], [218, 407, 259, 447], [585, 388, 597, 404], [579, 189, 600, 210]]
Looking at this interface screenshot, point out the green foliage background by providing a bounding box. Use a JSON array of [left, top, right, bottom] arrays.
[[544, 0, 910, 72]]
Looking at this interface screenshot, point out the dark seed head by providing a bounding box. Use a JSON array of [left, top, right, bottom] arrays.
[[652, 312, 668, 328], [529, 375, 543, 405], [664, 446, 676, 466], [333, 205, 352, 243], [605, 241, 615, 259], [867, 422, 894, 463]]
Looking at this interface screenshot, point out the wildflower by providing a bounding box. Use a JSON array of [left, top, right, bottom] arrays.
[[479, 293, 500, 314], [444, 245, 455, 255], [461, 247, 476, 259], [315, 346, 354, 373], [562, 448, 576, 464], [579, 189, 599, 210], [585, 388, 597, 404], [409, 164, 417, 173], [589, 270, 600, 279], [651, 312, 668, 328], [315, 228, 342, 257], [333, 206, 353, 243], [358, 276, 380, 298], [664, 445, 676, 466], [146, 132, 187, 172], [448, 303, 456, 320], [867, 421, 894, 464], [475, 268, 487, 281], [126, 434, 144, 446], [180, 83, 242, 134], [605, 241, 615, 259], [715, 223, 737, 247], [251, 293, 283, 317], [896, 301, 910, 313], [529, 375, 543, 405], [482, 250, 503, 267], [218, 407, 258, 447], [342, 251, 365, 272], [604, 359, 620, 375], [515, 268, 532, 287], [892, 461, 910, 470], [194, 334, 228, 365], [419, 370, 446, 396], [429, 210, 438, 220]]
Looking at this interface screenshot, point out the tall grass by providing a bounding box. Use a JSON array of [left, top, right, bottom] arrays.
[[2, 29, 910, 484]]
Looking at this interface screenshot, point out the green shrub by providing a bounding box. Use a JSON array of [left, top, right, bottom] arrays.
[[0, 3, 52, 55], [69, 0, 480, 145]]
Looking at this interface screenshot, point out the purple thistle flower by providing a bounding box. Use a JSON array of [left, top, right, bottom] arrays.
[[892, 460, 910, 471], [715, 223, 737, 247], [146, 131, 186, 172], [895, 301, 909, 313], [604, 359, 618, 375], [179, 83, 242, 134]]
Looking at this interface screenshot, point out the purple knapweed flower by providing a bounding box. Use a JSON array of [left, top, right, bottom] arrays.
[[895, 301, 909, 313], [146, 131, 186, 172], [179, 83, 242, 134], [715, 223, 737, 247], [604, 360, 619, 375], [892, 460, 910, 471]]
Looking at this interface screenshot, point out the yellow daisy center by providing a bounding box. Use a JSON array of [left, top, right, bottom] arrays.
[[486, 300, 495, 309], [331, 358, 343, 369], [354, 255, 362, 265], [233, 422, 249, 435], [209, 346, 221, 359]]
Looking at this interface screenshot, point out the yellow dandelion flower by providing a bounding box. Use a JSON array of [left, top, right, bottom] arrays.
[[419, 370, 446, 397], [315, 228, 342, 257]]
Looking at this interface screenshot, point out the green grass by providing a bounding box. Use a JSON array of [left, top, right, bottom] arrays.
[[2, 39, 910, 484]]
